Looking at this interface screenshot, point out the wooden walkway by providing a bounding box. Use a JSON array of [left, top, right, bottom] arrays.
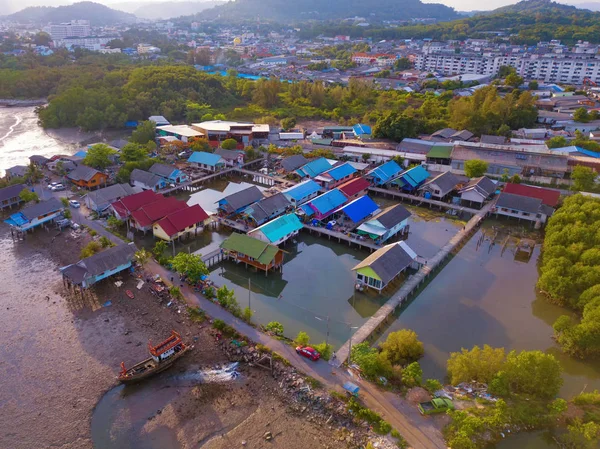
[[217, 217, 252, 233], [303, 224, 379, 251], [368, 187, 480, 215], [333, 199, 496, 366], [201, 248, 224, 268]]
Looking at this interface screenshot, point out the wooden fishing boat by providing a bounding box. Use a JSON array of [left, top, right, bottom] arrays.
[[126, 290, 134, 299], [117, 330, 192, 384]]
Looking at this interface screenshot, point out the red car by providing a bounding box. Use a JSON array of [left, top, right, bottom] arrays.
[[296, 346, 320, 361]]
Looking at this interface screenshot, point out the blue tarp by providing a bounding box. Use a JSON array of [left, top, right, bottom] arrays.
[[309, 189, 347, 215], [341, 196, 380, 223]]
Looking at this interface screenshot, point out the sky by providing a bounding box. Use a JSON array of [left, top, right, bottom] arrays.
[[0, 0, 595, 14]]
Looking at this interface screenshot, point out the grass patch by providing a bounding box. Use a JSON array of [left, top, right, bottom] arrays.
[[305, 376, 322, 389], [187, 307, 206, 323], [272, 352, 291, 366], [331, 391, 350, 403]]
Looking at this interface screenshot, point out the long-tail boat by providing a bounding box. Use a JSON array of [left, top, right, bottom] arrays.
[[117, 330, 191, 384]]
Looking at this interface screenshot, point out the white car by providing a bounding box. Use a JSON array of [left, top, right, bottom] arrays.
[[47, 182, 59, 189], [69, 200, 80, 208], [51, 184, 66, 191]]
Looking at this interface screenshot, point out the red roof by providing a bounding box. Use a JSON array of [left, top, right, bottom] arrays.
[[338, 177, 370, 198], [503, 183, 560, 207], [130, 197, 187, 227], [111, 190, 163, 218], [155, 205, 209, 237]]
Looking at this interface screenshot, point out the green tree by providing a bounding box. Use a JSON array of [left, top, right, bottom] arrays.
[[447, 345, 506, 384], [394, 57, 412, 71], [574, 107, 591, 123], [25, 162, 43, 183], [265, 321, 284, 336], [189, 137, 212, 153], [464, 159, 488, 178], [295, 331, 310, 346], [99, 236, 113, 248], [134, 249, 151, 267], [425, 378, 443, 393], [560, 419, 600, 449], [221, 138, 238, 150], [120, 142, 148, 162], [351, 342, 393, 379], [106, 216, 123, 230], [502, 350, 563, 399], [130, 120, 156, 144], [153, 240, 168, 258], [313, 341, 333, 360], [170, 252, 209, 281], [60, 197, 70, 208], [546, 136, 568, 149], [83, 144, 116, 169], [572, 165, 596, 192], [505, 72, 524, 89], [401, 362, 422, 387], [19, 188, 39, 204], [80, 241, 102, 258], [242, 306, 253, 322], [281, 117, 297, 131], [216, 285, 236, 308], [528, 80, 539, 90], [379, 329, 424, 366]]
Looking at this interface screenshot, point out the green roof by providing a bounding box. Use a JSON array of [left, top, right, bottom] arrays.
[[311, 138, 333, 146], [220, 233, 280, 265], [427, 144, 452, 159]]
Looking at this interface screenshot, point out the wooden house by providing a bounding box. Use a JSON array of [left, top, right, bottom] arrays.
[[220, 233, 284, 275], [67, 165, 108, 189], [153, 205, 211, 241], [356, 204, 411, 244], [4, 198, 64, 232], [0, 183, 25, 210]]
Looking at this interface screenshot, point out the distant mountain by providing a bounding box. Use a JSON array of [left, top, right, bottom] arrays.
[[199, 0, 460, 22], [112, 1, 225, 20], [3, 1, 136, 25], [566, 2, 600, 11], [487, 0, 582, 14]]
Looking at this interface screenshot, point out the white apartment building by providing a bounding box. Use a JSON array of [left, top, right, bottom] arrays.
[[415, 51, 600, 85], [49, 20, 91, 39], [53, 36, 115, 51]]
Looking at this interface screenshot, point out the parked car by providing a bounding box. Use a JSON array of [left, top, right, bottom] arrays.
[[69, 200, 80, 208], [295, 346, 320, 361], [51, 184, 66, 191], [47, 182, 59, 189], [418, 398, 454, 415]]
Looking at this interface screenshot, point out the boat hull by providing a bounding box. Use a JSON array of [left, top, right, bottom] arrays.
[[118, 345, 192, 384]]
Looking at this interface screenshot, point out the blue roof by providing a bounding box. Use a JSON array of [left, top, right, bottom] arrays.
[[300, 204, 314, 217], [74, 150, 88, 158], [309, 189, 347, 214], [368, 160, 402, 184], [341, 196, 380, 223], [353, 124, 372, 136], [324, 163, 357, 181], [255, 213, 303, 242], [188, 151, 224, 166], [551, 146, 600, 158], [296, 157, 332, 178], [400, 165, 430, 187], [283, 180, 321, 201], [6, 212, 27, 226]]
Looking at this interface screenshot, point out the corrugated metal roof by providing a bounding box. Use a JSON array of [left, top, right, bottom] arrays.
[[400, 165, 430, 187], [323, 163, 357, 181], [297, 157, 332, 178], [309, 189, 347, 214], [220, 233, 280, 265], [282, 180, 321, 201], [188, 151, 225, 166], [426, 145, 453, 159], [368, 160, 402, 183], [338, 177, 370, 197], [251, 213, 303, 242], [503, 183, 560, 207], [340, 196, 380, 223], [219, 186, 264, 214], [155, 205, 209, 237], [352, 241, 416, 285]]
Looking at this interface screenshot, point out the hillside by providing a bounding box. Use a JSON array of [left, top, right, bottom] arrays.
[[199, 0, 459, 22], [3, 1, 136, 25], [112, 0, 225, 20], [487, 0, 582, 14]]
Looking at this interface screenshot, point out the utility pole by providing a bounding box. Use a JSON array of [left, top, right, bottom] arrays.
[[325, 315, 330, 349]]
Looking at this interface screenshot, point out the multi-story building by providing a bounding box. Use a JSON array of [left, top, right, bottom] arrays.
[[53, 36, 116, 51], [49, 20, 91, 39]]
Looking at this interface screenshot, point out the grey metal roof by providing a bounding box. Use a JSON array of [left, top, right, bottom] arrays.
[[20, 197, 63, 220], [149, 163, 176, 178], [221, 186, 264, 213], [431, 128, 457, 139], [496, 192, 543, 215], [7, 165, 28, 177], [247, 193, 290, 222], [215, 148, 243, 161], [130, 169, 163, 187], [375, 204, 411, 229], [451, 130, 474, 141], [62, 243, 137, 285], [420, 171, 460, 195], [354, 243, 415, 285], [67, 164, 101, 182], [480, 135, 507, 145], [29, 155, 49, 164], [87, 184, 140, 208], [281, 155, 308, 172], [460, 176, 496, 198], [0, 183, 25, 202]]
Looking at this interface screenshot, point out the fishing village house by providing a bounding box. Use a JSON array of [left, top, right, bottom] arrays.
[[281, 180, 322, 207], [61, 242, 137, 290], [502, 182, 560, 208], [425, 144, 454, 166], [148, 163, 188, 184], [29, 155, 49, 168], [155, 124, 204, 143], [458, 176, 497, 208], [342, 146, 400, 164], [357, 204, 411, 244], [366, 160, 403, 186], [352, 241, 420, 292], [5, 165, 28, 181], [337, 177, 370, 201], [190, 120, 270, 147], [130, 168, 167, 191], [417, 171, 461, 201], [220, 233, 284, 275], [129, 197, 187, 233], [279, 155, 308, 174], [66, 165, 109, 190], [389, 165, 430, 192], [241, 193, 291, 227], [4, 198, 64, 232], [0, 183, 26, 211], [110, 190, 163, 221], [218, 186, 264, 217], [314, 162, 357, 190], [494, 192, 555, 226], [215, 148, 245, 167], [187, 152, 226, 172], [85, 184, 141, 214], [336, 196, 381, 229], [296, 157, 333, 179], [301, 189, 348, 221], [152, 204, 211, 242], [149, 115, 170, 126], [247, 213, 304, 246]]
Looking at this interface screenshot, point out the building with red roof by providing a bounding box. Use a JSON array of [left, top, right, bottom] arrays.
[[153, 205, 211, 241], [503, 183, 560, 207], [111, 190, 163, 220], [130, 197, 188, 232], [338, 177, 370, 201]]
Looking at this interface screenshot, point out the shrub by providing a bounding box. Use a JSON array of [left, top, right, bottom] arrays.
[[425, 378, 443, 394], [99, 236, 113, 248], [80, 241, 102, 258], [89, 229, 97, 237], [265, 321, 284, 336], [295, 331, 310, 346], [242, 306, 253, 323], [313, 342, 333, 361], [379, 329, 424, 366], [60, 197, 69, 207], [63, 209, 72, 219], [213, 319, 226, 331], [374, 420, 392, 435], [170, 286, 183, 300], [188, 307, 206, 322]]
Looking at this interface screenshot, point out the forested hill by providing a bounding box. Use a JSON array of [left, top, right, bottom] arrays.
[[3, 2, 136, 25], [199, 0, 459, 22], [486, 0, 581, 14]]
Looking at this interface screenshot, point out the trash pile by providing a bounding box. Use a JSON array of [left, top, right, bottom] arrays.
[[436, 381, 498, 402], [173, 362, 241, 384]]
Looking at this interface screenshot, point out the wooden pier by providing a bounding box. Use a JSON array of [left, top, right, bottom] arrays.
[[303, 224, 379, 251], [368, 187, 480, 215], [333, 199, 496, 366]]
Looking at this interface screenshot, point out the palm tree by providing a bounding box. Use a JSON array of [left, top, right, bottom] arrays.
[[134, 249, 151, 267], [25, 162, 43, 184]]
